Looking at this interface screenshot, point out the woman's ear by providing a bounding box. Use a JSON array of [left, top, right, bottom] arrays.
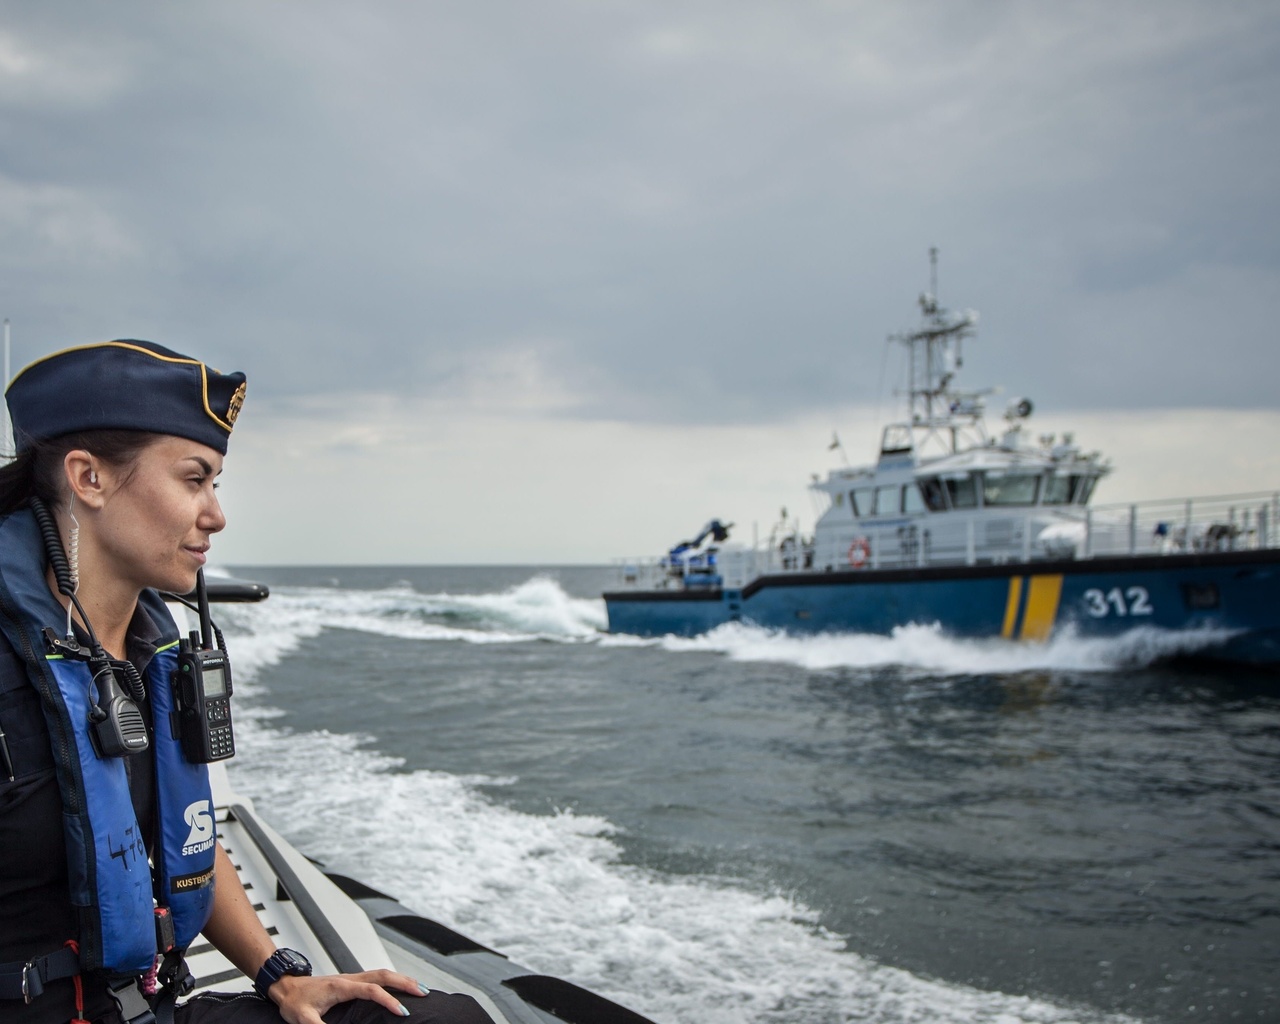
[[63, 450, 105, 509]]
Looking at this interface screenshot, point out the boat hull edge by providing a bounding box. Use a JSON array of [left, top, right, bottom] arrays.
[[604, 551, 1280, 665]]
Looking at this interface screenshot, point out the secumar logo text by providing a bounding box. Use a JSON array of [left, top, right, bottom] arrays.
[[182, 800, 216, 857]]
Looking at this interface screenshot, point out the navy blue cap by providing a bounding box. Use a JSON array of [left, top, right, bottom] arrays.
[[5, 340, 247, 455]]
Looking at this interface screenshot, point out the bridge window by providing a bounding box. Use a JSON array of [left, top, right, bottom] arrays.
[[903, 483, 926, 514], [850, 488, 875, 517], [875, 485, 901, 515], [1046, 474, 1097, 505], [944, 474, 978, 509], [1043, 475, 1073, 504], [981, 472, 1040, 506], [918, 477, 947, 512]]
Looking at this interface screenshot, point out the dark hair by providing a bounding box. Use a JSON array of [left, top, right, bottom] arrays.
[[0, 430, 162, 516]]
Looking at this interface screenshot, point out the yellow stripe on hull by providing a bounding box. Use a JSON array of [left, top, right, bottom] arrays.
[[1019, 575, 1064, 641], [1001, 577, 1024, 639]]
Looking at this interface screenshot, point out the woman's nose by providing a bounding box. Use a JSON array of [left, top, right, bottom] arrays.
[[201, 493, 227, 534]]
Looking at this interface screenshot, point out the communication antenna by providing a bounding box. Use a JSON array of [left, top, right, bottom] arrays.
[[929, 246, 938, 302], [828, 431, 849, 466]]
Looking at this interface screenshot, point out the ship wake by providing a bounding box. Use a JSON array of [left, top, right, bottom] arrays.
[[643, 620, 1239, 674], [213, 575, 1235, 676]]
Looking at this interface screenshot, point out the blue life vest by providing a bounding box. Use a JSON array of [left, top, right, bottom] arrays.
[[0, 509, 216, 974]]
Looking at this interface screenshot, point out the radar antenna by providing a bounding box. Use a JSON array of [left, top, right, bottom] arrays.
[[883, 249, 989, 458]]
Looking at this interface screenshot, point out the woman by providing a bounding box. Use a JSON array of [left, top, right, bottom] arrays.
[[0, 341, 492, 1024]]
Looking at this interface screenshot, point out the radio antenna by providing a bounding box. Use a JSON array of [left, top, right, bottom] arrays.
[[197, 569, 214, 650]]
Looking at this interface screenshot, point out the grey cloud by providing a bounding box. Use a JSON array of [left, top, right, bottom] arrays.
[[1, 1, 1278, 424]]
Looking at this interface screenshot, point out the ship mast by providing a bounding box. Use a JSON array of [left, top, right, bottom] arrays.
[[885, 249, 987, 459]]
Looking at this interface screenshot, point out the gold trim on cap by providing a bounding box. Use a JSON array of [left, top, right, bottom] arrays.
[[10, 340, 237, 433]]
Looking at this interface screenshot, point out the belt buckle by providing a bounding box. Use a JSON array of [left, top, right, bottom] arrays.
[[107, 977, 156, 1024]]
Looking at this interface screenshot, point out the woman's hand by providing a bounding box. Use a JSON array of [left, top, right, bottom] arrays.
[[268, 968, 429, 1023], [199, 845, 438, 1021]]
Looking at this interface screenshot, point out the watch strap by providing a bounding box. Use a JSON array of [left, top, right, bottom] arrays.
[[254, 948, 312, 1000]]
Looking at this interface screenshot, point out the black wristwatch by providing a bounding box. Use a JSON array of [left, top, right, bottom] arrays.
[[254, 948, 313, 999]]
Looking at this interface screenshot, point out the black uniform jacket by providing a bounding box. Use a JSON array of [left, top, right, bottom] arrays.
[[0, 603, 165, 1024]]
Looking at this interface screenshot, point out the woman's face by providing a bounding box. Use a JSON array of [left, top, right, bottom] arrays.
[[92, 435, 227, 595]]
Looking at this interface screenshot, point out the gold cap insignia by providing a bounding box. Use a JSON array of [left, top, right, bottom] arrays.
[[226, 382, 247, 427]]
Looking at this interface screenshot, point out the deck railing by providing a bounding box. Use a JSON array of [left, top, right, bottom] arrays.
[[1084, 491, 1277, 557], [612, 490, 1280, 588]]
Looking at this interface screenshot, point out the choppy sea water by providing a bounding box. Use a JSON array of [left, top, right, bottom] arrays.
[[212, 565, 1279, 1024]]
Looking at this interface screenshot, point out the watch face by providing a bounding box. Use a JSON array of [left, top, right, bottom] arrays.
[[279, 949, 312, 974], [256, 948, 314, 999]]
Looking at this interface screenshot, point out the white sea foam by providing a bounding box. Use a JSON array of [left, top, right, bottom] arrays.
[[221, 583, 1143, 1024], [655, 620, 1237, 675], [214, 576, 607, 653], [232, 716, 1135, 1024], [216, 575, 1224, 679]]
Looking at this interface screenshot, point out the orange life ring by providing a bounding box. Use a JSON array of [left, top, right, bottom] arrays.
[[847, 537, 870, 568]]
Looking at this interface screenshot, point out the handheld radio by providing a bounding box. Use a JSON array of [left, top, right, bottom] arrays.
[[87, 656, 150, 756], [172, 570, 236, 762], [42, 628, 152, 757]]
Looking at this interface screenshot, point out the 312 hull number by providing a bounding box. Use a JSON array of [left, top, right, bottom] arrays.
[[1082, 586, 1153, 618]]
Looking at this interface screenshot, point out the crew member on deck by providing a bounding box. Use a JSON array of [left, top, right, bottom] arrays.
[[0, 341, 493, 1024]]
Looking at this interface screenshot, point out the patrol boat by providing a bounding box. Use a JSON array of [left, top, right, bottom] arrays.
[[603, 259, 1280, 665], [183, 582, 659, 1024]]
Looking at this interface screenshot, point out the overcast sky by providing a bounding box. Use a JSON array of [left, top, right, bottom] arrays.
[[3, 1, 1278, 563]]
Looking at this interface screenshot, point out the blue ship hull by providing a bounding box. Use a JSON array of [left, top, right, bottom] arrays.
[[604, 549, 1280, 665]]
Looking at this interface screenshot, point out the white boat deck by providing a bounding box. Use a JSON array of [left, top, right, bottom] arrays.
[[198, 764, 656, 1024], [201, 764, 503, 1017]]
